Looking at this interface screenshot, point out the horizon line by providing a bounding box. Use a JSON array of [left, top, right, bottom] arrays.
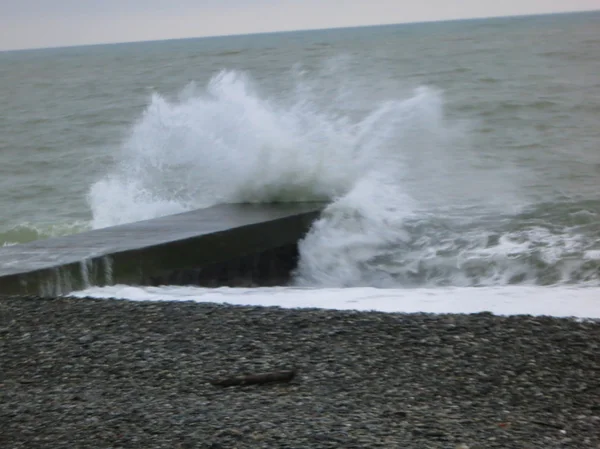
[[2, 8, 598, 53]]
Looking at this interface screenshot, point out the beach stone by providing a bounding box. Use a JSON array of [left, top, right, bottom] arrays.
[[0, 296, 599, 448]]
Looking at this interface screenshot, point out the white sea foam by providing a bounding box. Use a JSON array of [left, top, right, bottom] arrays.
[[72, 285, 600, 319]]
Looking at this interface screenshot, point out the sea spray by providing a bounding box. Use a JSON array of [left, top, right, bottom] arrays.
[[88, 69, 463, 228], [87, 66, 599, 287], [294, 172, 416, 287]]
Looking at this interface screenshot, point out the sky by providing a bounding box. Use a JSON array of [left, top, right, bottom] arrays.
[[1, 0, 599, 51]]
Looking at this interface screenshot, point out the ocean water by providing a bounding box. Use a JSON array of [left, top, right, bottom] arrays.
[[1, 12, 600, 315]]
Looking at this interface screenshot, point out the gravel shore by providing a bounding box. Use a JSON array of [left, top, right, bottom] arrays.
[[1, 296, 599, 448]]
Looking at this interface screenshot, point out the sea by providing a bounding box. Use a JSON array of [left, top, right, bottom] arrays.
[[1, 11, 599, 317]]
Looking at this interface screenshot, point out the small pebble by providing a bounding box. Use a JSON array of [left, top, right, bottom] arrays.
[[1, 297, 599, 448]]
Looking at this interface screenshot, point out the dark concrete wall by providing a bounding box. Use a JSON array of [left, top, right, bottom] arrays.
[[0, 203, 323, 296], [144, 244, 300, 288]]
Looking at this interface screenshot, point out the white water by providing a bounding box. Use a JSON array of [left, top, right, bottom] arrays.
[[86, 68, 600, 290], [89, 69, 513, 229], [73, 285, 600, 319]]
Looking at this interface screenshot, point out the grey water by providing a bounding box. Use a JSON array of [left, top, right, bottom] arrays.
[[1, 11, 599, 288]]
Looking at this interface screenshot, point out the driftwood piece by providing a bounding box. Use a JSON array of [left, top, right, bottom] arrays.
[[209, 369, 296, 387], [531, 420, 565, 430]]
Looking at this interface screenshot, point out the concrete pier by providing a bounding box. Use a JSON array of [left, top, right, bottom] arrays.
[[0, 203, 323, 296]]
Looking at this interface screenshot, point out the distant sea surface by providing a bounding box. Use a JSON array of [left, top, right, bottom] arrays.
[[1, 12, 600, 306]]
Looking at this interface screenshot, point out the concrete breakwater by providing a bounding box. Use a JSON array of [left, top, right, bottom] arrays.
[[0, 203, 323, 296]]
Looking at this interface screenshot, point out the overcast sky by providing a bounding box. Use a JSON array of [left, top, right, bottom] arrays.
[[1, 0, 598, 51]]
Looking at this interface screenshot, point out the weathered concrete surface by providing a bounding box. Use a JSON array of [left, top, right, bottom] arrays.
[[0, 203, 323, 296]]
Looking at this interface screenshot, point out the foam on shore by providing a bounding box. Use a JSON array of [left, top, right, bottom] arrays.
[[73, 285, 600, 319]]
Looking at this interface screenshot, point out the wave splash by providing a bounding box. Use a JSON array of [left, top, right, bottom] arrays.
[[89, 66, 477, 225], [89, 68, 420, 228], [296, 201, 600, 287], [87, 65, 598, 287]]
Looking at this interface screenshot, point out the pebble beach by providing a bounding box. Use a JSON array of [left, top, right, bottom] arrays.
[[1, 296, 599, 448]]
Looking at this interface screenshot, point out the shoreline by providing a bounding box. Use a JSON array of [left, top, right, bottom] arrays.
[[2, 297, 599, 448]]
